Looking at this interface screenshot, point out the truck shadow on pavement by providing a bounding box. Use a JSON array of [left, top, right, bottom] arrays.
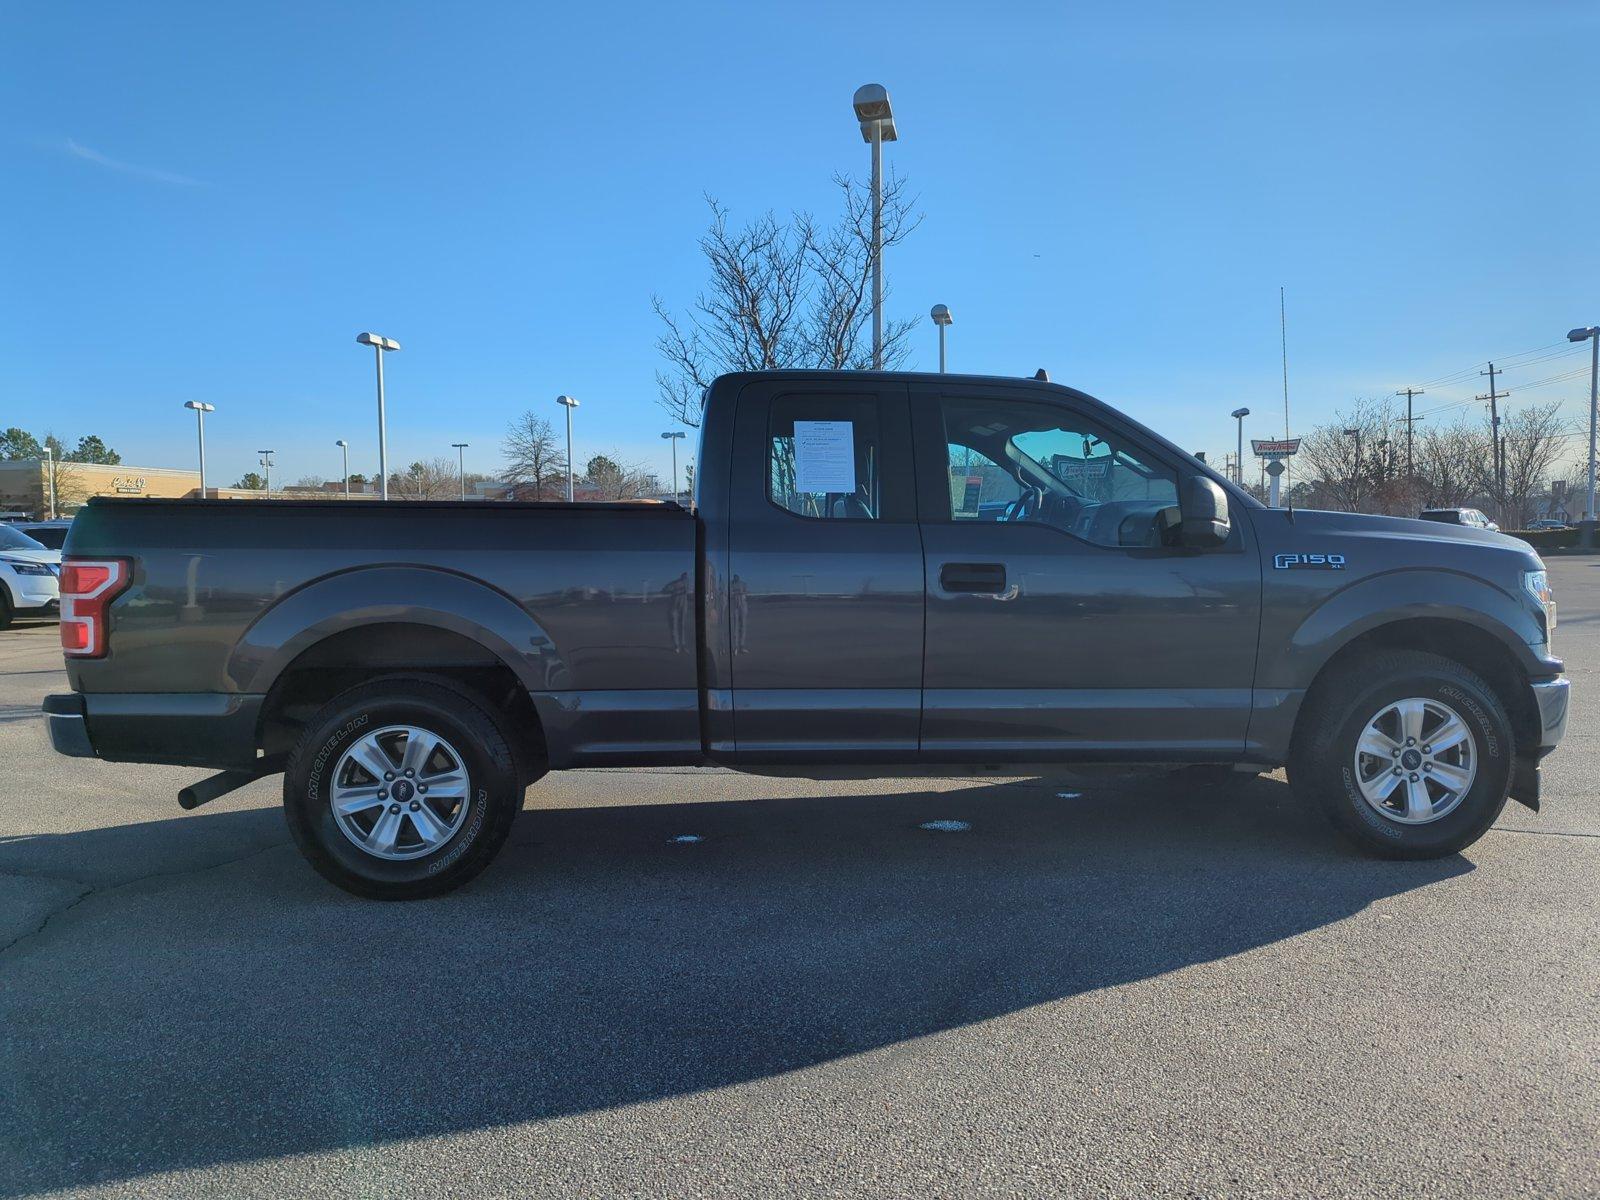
[[0, 771, 1471, 1195]]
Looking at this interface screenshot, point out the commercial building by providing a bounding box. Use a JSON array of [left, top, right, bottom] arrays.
[[0, 459, 201, 518]]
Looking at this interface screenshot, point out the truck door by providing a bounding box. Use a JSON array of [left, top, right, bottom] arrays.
[[723, 379, 923, 760], [910, 381, 1261, 760]]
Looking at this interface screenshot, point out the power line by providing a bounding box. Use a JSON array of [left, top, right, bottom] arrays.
[[1408, 340, 1578, 390]]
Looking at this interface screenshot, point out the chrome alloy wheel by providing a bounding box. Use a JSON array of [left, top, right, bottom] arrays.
[[1352, 698, 1477, 825], [330, 725, 472, 861]]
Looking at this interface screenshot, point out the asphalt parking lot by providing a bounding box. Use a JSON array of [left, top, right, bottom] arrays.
[[2, 563, 1598, 1199]]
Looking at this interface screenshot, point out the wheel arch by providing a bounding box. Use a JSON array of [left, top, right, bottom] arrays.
[[1294, 617, 1539, 760], [241, 566, 561, 781]]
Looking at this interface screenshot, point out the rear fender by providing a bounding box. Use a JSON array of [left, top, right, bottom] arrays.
[[227, 565, 566, 696]]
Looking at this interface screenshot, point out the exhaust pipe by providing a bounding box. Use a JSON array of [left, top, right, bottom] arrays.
[[178, 769, 262, 811]]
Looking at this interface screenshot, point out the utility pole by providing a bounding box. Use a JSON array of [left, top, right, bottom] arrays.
[[1343, 428, 1362, 511], [1395, 387, 1424, 480], [1477, 363, 1507, 523]]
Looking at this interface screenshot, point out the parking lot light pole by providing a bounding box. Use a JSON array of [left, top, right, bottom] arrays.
[[931, 304, 952, 372], [557, 395, 579, 501], [257, 449, 276, 494], [853, 84, 897, 369], [1230, 408, 1250, 486], [661, 431, 686, 499], [1569, 327, 1600, 542], [452, 442, 469, 500], [356, 333, 401, 499], [183, 401, 215, 496], [42, 445, 55, 519], [335, 439, 350, 497]]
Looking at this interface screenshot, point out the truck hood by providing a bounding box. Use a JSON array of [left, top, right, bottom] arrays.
[[1261, 508, 1540, 566]]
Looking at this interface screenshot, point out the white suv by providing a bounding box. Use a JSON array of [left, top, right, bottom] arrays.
[[0, 524, 61, 628]]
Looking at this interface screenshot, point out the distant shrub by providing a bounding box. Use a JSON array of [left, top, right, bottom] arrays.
[[1507, 527, 1581, 552]]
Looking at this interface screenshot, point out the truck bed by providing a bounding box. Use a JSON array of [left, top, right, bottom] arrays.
[[62, 497, 700, 769]]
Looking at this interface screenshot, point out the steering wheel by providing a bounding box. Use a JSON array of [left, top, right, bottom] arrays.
[[1002, 486, 1043, 523]]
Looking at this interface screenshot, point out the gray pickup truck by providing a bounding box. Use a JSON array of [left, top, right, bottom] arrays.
[[45, 370, 1568, 898]]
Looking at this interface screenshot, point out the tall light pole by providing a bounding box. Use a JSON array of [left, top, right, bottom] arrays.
[[335, 439, 350, 497], [661, 430, 686, 500], [1230, 407, 1250, 486], [356, 332, 401, 499], [257, 449, 276, 494], [1343, 427, 1361, 511], [452, 442, 469, 500], [1568, 327, 1600, 540], [853, 84, 897, 369], [556, 395, 579, 502], [931, 304, 952, 372], [42, 441, 55, 518], [183, 401, 215, 496]]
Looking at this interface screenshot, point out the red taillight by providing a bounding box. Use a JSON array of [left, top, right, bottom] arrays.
[[60, 558, 131, 659]]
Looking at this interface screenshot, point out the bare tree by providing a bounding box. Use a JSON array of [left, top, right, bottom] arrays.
[[1296, 398, 1400, 513], [1500, 402, 1571, 529], [502, 412, 568, 500], [1414, 416, 1491, 509], [393, 457, 461, 500], [583, 453, 659, 500], [653, 176, 922, 426]]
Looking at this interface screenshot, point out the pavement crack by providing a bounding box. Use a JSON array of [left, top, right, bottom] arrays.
[[0, 885, 95, 958], [0, 840, 288, 962], [1493, 826, 1600, 839]]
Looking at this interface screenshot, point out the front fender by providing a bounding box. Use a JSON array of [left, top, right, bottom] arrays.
[[227, 565, 568, 695], [1261, 567, 1549, 691]]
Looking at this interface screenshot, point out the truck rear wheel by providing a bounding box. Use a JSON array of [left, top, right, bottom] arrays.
[[283, 680, 522, 899], [1289, 649, 1513, 859]]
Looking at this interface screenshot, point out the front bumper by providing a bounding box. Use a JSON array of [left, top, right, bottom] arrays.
[[1531, 676, 1570, 753], [11, 582, 59, 611]]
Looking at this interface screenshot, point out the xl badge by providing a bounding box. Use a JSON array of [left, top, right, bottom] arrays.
[[1274, 552, 1346, 570]]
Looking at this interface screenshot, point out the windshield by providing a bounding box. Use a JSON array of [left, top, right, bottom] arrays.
[[0, 525, 45, 550]]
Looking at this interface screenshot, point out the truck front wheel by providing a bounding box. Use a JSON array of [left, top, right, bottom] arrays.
[[283, 680, 522, 899], [1289, 650, 1513, 859]]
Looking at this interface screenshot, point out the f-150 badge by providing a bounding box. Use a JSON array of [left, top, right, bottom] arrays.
[[1274, 552, 1346, 570]]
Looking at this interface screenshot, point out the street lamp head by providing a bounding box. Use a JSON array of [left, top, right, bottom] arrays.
[[1231, 407, 1250, 419], [356, 332, 401, 352], [853, 83, 897, 142], [184, 400, 215, 413], [1343, 428, 1359, 437], [931, 303, 952, 326], [452, 442, 469, 449], [556, 395, 579, 409], [661, 431, 686, 441], [335, 439, 347, 447], [1569, 327, 1600, 342]]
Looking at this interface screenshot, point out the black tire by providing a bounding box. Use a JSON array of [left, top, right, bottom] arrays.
[[283, 679, 523, 899], [0, 587, 13, 631], [1290, 649, 1513, 859]]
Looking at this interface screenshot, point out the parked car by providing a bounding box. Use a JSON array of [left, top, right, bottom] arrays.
[[44, 370, 1568, 897], [0, 524, 61, 628], [1420, 507, 1500, 532], [1525, 519, 1569, 532], [11, 519, 73, 549]]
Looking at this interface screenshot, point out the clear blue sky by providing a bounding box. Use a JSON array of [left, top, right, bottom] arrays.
[[3, 1, 1596, 488]]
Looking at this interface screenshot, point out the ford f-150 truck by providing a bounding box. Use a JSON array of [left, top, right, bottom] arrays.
[[44, 370, 1569, 898]]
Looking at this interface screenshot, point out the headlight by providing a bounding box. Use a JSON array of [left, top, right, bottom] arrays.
[[1524, 568, 1556, 637], [0, 557, 52, 576]]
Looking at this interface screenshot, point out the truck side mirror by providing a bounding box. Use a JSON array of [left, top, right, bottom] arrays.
[[1181, 475, 1231, 547]]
